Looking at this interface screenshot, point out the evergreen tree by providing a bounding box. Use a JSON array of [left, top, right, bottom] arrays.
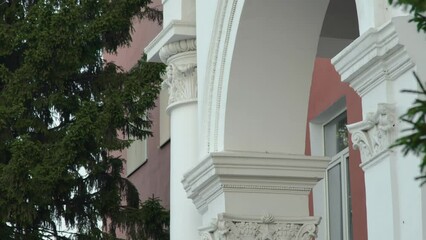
[[389, 0, 426, 32], [0, 0, 167, 239], [388, 0, 426, 181]]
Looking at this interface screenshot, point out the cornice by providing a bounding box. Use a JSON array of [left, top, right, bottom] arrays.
[[182, 151, 330, 213], [332, 21, 414, 97], [159, 38, 196, 63], [347, 103, 396, 171], [200, 213, 320, 240]]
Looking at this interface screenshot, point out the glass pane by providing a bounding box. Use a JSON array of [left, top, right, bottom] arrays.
[[328, 163, 342, 240], [324, 112, 348, 156]]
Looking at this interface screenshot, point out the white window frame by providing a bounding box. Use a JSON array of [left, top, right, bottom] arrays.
[[309, 97, 352, 240], [126, 137, 148, 176], [325, 147, 352, 240], [309, 98, 346, 157]]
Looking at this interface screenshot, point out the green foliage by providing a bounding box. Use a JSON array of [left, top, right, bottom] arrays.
[[122, 196, 169, 240], [392, 73, 426, 182], [0, 0, 167, 239], [388, 0, 426, 183], [388, 0, 426, 32]]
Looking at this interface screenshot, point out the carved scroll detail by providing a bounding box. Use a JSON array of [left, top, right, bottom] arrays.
[[347, 103, 396, 164]]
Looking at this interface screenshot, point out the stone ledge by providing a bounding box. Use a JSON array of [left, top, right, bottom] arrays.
[[182, 151, 329, 213]]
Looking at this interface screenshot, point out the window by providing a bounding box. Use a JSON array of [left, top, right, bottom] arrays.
[[126, 137, 147, 176], [159, 86, 170, 147], [324, 112, 353, 240], [324, 111, 348, 157]]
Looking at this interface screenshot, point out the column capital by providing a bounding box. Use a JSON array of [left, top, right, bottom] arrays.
[[347, 103, 397, 170], [160, 38, 197, 110]]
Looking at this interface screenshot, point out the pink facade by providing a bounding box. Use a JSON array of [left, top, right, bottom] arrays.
[[306, 58, 367, 240], [104, 0, 170, 208]]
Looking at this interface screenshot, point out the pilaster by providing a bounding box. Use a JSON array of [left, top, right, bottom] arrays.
[[332, 18, 425, 240]]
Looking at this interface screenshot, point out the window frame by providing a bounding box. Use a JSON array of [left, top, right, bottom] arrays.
[[324, 141, 352, 240], [159, 85, 171, 147], [126, 137, 148, 177], [309, 98, 346, 157]]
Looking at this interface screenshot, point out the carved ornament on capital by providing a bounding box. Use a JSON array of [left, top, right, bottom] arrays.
[[159, 38, 196, 63], [159, 39, 197, 107], [200, 214, 318, 240], [161, 63, 197, 105], [347, 103, 396, 168]]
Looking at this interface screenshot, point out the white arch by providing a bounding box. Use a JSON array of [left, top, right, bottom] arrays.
[[203, 0, 331, 155]]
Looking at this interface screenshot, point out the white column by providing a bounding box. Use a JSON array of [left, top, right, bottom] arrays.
[[160, 39, 201, 240]]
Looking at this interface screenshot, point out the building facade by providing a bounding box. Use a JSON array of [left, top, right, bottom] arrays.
[[104, 0, 171, 229], [114, 0, 426, 239]]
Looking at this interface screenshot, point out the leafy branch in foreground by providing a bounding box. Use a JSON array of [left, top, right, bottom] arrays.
[[0, 0, 167, 239], [392, 73, 426, 182], [388, 0, 426, 32]]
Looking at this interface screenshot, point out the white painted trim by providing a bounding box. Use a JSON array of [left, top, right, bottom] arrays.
[[309, 98, 346, 156], [159, 87, 171, 147], [126, 138, 148, 177], [309, 101, 350, 240]]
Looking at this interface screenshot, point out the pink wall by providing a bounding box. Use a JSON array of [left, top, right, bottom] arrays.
[[306, 58, 367, 240], [103, 0, 170, 207], [127, 96, 170, 208]]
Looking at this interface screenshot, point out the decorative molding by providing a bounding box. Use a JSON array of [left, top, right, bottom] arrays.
[[205, 0, 241, 152], [158, 38, 197, 107], [144, 21, 196, 62], [332, 20, 414, 97], [161, 63, 197, 106], [221, 184, 312, 193], [182, 151, 329, 213], [159, 38, 197, 63], [347, 103, 396, 169], [200, 213, 319, 240]]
